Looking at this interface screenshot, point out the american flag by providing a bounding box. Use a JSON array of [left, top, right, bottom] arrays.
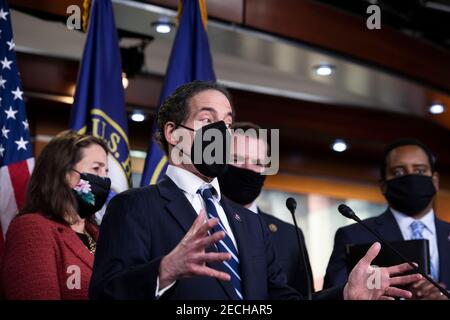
[[0, 0, 34, 254]]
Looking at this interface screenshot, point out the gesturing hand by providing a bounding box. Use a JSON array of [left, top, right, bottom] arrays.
[[411, 279, 448, 300], [159, 210, 232, 289], [344, 242, 423, 300]]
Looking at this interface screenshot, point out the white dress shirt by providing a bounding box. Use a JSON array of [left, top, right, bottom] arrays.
[[156, 165, 238, 297], [391, 208, 439, 279]]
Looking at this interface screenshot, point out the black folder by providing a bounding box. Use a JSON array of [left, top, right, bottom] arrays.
[[346, 239, 430, 275]]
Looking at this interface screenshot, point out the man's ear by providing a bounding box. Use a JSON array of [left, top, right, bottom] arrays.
[[164, 122, 178, 147], [432, 171, 439, 192]]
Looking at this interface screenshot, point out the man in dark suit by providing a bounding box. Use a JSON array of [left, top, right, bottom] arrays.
[[90, 81, 420, 300], [324, 139, 450, 300], [260, 211, 314, 297], [219, 122, 314, 297]]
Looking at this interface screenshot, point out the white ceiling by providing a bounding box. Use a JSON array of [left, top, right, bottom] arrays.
[[10, 0, 445, 116]]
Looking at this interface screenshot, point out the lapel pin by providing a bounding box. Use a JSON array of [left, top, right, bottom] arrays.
[[234, 213, 241, 222], [269, 223, 278, 233], [448, 234, 450, 242]]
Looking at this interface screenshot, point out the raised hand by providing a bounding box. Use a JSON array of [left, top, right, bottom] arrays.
[[411, 279, 448, 300], [159, 209, 232, 289], [344, 242, 423, 300]]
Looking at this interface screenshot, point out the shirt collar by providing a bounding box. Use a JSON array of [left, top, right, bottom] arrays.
[[166, 165, 221, 200], [248, 201, 258, 214], [390, 207, 436, 235]]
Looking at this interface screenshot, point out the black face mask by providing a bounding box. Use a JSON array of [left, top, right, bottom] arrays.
[[384, 174, 436, 216], [219, 165, 266, 205], [178, 121, 230, 178], [72, 171, 111, 219]]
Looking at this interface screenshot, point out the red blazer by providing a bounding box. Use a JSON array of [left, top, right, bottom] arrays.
[[1, 213, 98, 300]]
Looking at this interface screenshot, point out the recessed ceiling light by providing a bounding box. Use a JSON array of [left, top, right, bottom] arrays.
[[314, 64, 335, 76], [152, 21, 173, 34], [332, 139, 348, 153], [429, 103, 445, 115], [130, 110, 146, 122]]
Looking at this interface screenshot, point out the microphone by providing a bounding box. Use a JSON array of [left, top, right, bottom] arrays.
[[338, 204, 450, 299], [286, 197, 312, 300], [337, 204, 357, 220], [286, 197, 297, 214]]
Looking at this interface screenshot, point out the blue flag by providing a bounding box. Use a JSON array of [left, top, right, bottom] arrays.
[[140, 0, 215, 186], [70, 0, 131, 201]]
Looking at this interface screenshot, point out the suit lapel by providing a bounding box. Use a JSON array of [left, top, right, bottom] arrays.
[[86, 221, 99, 240], [374, 209, 404, 241], [435, 218, 450, 285], [59, 226, 94, 268], [158, 177, 198, 234], [158, 177, 236, 299]]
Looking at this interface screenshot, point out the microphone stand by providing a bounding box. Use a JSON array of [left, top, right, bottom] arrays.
[[286, 198, 313, 300]]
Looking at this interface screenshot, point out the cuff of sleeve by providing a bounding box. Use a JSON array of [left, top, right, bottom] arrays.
[[155, 276, 176, 299]]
